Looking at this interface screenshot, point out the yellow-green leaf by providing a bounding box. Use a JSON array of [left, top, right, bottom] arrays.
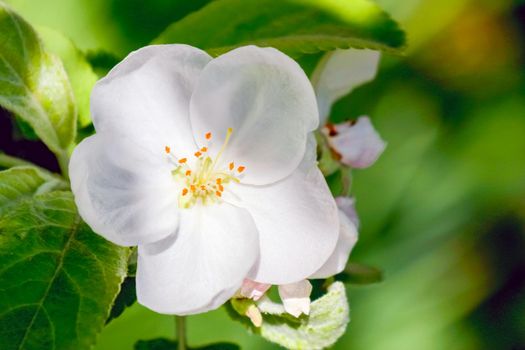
[[0, 2, 76, 156], [258, 282, 350, 349]]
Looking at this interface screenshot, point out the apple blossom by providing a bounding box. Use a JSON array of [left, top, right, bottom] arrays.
[[69, 44, 342, 315], [312, 49, 386, 168]]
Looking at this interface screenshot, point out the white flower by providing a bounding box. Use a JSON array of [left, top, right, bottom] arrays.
[[69, 45, 341, 315], [323, 116, 386, 168], [312, 49, 386, 168]]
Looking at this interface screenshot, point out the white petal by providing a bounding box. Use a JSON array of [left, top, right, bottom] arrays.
[[310, 207, 358, 279], [136, 203, 259, 315], [69, 134, 179, 246], [312, 49, 380, 124], [278, 280, 313, 317], [335, 196, 359, 229], [323, 116, 386, 168], [229, 160, 339, 284], [189, 45, 319, 185], [91, 44, 211, 157], [240, 279, 271, 301]]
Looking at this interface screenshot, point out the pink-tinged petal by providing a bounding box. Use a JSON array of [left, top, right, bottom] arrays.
[[310, 203, 358, 278], [278, 280, 313, 317], [335, 196, 360, 229], [246, 304, 263, 327], [323, 116, 386, 168], [240, 279, 272, 301]]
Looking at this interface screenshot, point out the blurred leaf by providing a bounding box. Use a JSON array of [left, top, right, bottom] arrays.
[[107, 277, 137, 324], [38, 26, 98, 127], [4, 0, 212, 56], [336, 262, 383, 285], [154, 0, 406, 57], [86, 50, 121, 76], [0, 168, 129, 350], [13, 116, 39, 140], [259, 282, 349, 349], [0, 3, 76, 160], [134, 338, 240, 350]]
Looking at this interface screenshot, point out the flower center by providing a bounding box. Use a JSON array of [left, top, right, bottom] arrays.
[[165, 128, 245, 208]]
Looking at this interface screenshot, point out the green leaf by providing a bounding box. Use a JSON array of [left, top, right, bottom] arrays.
[[134, 338, 240, 350], [106, 276, 136, 324], [258, 282, 350, 349], [38, 26, 99, 128], [0, 168, 129, 350], [337, 262, 384, 285], [0, 2, 76, 157], [154, 0, 406, 57]]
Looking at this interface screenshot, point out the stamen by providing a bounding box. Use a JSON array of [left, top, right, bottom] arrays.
[[167, 128, 241, 208], [211, 128, 234, 173]]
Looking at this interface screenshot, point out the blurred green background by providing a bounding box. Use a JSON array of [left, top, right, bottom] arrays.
[[2, 0, 525, 349]]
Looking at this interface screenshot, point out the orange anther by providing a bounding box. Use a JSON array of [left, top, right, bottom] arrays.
[[229, 162, 235, 171], [205, 132, 212, 140], [201, 147, 208, 152], [216, 191, 222, 197], [216, 178, 222, 184], [201, 185, 206, 190], [190, 185, 196, 192], [182, 188, 188, 196], [165, 146, 171, 154], [237, 166, 245, 173], [185, 170, 191, 176], [218, 184, 224, 192], [194, 151, 202, 157], [178, 158, 187, 164]]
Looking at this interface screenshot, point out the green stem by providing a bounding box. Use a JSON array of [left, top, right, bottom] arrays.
[[175, 316, 187, 350], [340, 166, 352, 196], [56, 150, 70, 181]]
